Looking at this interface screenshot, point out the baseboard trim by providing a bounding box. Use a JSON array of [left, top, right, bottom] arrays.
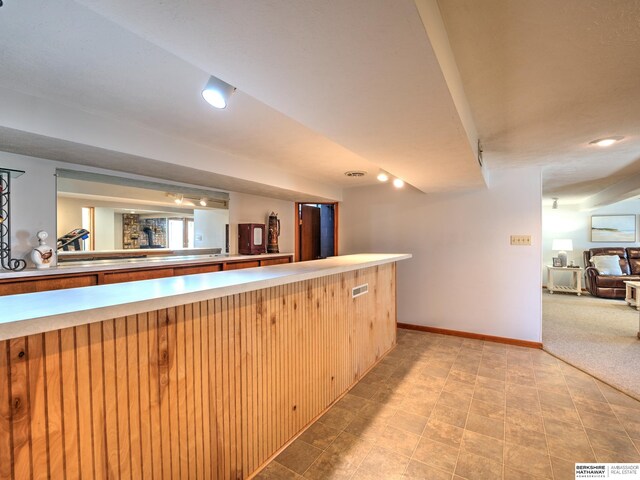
[[397, 323, 543, 349]]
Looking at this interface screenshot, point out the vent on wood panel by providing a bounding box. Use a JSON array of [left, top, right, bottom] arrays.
[[352, 283, 369, 298]]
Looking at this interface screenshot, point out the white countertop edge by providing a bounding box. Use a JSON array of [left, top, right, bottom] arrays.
[[0, 253, 294, 279], [0, 253, 411, 340]]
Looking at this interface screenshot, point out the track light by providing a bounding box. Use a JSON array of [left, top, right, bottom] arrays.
[[393, 178, 405, 188], [174, 195, 183, 205], [199, 198, 207, 207], [201, 75, 236, 109]]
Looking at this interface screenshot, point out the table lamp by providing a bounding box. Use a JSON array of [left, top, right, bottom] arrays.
[[552, 239, 573, 267]]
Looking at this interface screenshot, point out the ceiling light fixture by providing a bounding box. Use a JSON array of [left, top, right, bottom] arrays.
[[199, 198, 207, 207], [393, 178, 405, 189], [201, 75, 236, 109], [377, 171, 389, 182], [344, 171, 367, 177], [589, 136, 624, 147], [174, 194, 183, 205]]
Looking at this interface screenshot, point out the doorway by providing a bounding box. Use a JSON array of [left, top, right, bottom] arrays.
[[295, 203, 338, 262]]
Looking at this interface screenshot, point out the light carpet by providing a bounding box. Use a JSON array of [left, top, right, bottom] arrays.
[[543, 291, 640, 400]]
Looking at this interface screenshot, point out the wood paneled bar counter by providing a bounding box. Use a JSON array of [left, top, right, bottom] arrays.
[[0, 253, 410, 480]]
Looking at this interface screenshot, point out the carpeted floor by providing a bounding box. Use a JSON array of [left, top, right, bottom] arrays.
[[543, 291, 640, 400]]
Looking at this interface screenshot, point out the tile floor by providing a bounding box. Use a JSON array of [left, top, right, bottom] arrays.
[[255, 328, 640, 480]]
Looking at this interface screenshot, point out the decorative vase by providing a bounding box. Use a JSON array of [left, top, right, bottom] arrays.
[[30, 231, 55, 269], [267, 212, 280, 253]]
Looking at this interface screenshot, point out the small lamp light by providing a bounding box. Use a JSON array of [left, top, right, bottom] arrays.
[[393, 178, 405, 188], [202, 75, 236, 109], [552, 239, 573, 267]]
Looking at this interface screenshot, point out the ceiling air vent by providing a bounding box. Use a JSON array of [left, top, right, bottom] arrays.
[[344, 171, 367, 177], [352, 283, 369, 298]]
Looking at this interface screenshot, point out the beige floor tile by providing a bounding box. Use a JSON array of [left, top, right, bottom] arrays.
[[448, 369, 478, 385], [476, 375, 506, 392], [275, 440, 323, 475], [573, 397, 615, 417], [398, 395, 437, 418], [473, 384, 506, 404], [461, 430, 504, 463], [506, 406, 545, 433], [375, 426, 420, 457], [469, 397, 505, 421], [465, 412, 504, 440], [412, 437, 459, 473], [549, 456, 576, 480], [444, 378, 475, 397], [422, 418, 464, 447], [504, 443, 553, 479], [455, 450, 503, 480], [598, 383, 640, 410], [585, 428, 639, 456], [370, 389, 405, 408], [538, 389, 575, 409], [477, 366, 506, 381], [256, 461, 302, 479], [299, 422, 341, 450], [503, 466, 543, 480], [505, 422, 548, 453], [540, 403, 581, 425], [349, 382, 380, 400], [344, 415, 387, 442], [358, 402, 398, 422], [542, 417, 584, 438], [439, 390, 473, 411], [325, 432, 374, 466], [355, 446, 410, 480], [319, 406, 357, 431], [579, 410, 627, 436], [593, 446, 640, 463], [545, 431, 595, 462], [431, 402, 468, 428], [388, 410, 429, 435], [336, 393, 373, 413], [302, 451, 357, 480], [402, 459, 450, 479]]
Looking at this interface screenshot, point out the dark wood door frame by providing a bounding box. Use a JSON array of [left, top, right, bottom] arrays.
[[294, 202, 339, 262]]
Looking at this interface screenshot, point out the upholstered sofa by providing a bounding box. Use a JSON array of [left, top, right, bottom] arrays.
[[583, 247, 640, 299]]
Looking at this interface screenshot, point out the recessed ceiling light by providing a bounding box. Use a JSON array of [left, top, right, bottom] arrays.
[[589, 136, 624, 147], [202, 75, 236, 109], [377, 172, 389, 182], [344, 171, 367, 177], [393, 178, 405, 188]]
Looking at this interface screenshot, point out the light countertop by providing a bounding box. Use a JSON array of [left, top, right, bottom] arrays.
[[0, 252, 293, 280], [0, 253, 411, 340]]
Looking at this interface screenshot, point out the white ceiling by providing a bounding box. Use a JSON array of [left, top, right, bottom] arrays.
[[437, 0, 640, 205], [0, 0, 637, 204]]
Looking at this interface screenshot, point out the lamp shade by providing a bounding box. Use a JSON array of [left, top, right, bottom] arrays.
[[201, 75, 236, 109], [552, 239, 573, 251]]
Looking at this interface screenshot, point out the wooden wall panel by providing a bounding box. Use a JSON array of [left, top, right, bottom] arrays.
[[0, 263, 396, 479]]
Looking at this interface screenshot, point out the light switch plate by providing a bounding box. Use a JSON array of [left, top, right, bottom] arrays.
[[510, 235, 531, 246]]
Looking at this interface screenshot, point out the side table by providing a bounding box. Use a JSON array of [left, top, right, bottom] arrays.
[[546, 266, 583, 296]]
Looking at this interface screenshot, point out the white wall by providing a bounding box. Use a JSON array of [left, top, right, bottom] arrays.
[[340, 167, 542, 343], [56, 196, 85, 239], [542, 198, 640, 269], [228, 192, 294, 255], [194, 208, 228, 250], [0, 152, 57, 267], [94, 207, 115, 250]]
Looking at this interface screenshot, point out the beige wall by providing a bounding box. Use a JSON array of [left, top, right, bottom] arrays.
[[340, 166, 543, 343], [229, 192, 294, 255]]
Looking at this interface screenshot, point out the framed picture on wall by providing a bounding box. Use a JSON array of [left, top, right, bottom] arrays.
[[591, 215, 636, 242]]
